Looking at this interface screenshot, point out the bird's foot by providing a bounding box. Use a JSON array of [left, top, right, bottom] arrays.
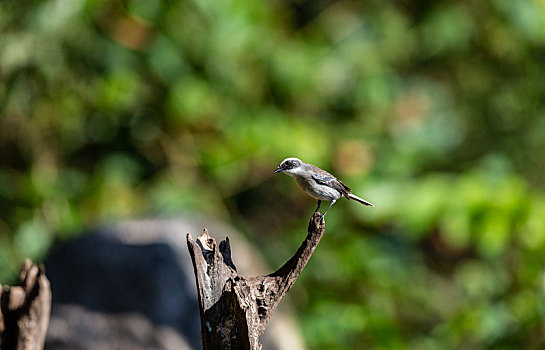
[[310, 211, 325, 224]]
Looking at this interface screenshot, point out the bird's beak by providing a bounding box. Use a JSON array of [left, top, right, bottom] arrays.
[[273, 166, 283, 174]]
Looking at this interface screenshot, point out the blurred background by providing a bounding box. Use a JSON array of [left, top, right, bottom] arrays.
[[1, 0, 545, 348]]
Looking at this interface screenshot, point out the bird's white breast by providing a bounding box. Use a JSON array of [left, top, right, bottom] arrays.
[[292, 173, 341, 201]]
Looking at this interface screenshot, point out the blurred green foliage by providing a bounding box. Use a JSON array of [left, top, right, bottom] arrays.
[[2, 0, 545, 348]]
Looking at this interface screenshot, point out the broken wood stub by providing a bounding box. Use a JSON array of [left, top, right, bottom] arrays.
[[187, 212, 326, 350], [0, 260, 51, 350]]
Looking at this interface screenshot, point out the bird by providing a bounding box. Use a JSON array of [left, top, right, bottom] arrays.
[[274, 157, 374, 219]]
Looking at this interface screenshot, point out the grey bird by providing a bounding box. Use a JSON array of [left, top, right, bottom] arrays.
[[274, 157, 374, 218]]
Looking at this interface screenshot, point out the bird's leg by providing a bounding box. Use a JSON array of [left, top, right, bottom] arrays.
[[320, 199, 336, 220], [314, 200, 322, 213]]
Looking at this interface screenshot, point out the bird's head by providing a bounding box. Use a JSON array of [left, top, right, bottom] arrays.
[[274, 157, 303, 176]]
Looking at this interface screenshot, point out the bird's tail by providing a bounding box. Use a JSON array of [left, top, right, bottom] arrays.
[[347, 193, 374, 207]]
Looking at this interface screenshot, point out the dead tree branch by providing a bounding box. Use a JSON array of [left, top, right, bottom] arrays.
[[187, 212, 325, 350], [0, 260, 51, 350]]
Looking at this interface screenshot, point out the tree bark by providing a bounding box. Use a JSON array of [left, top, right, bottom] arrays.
[[0, 260, 51, 350], [186, 212, 325, 350]]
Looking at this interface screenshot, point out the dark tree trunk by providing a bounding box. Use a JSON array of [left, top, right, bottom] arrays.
[[0, 260, 51, 350], [187, 212, 325, 350]]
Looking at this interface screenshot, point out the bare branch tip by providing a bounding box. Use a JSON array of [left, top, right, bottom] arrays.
[[219, 237, 231, 252]]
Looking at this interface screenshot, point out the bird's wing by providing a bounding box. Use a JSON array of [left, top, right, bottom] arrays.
[[310, 171, 335, 185], [310, 170, 351, 197]]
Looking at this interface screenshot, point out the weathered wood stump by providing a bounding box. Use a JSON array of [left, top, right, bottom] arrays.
[[187, 212, 325, 350], [0, 260, 51, 350]]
